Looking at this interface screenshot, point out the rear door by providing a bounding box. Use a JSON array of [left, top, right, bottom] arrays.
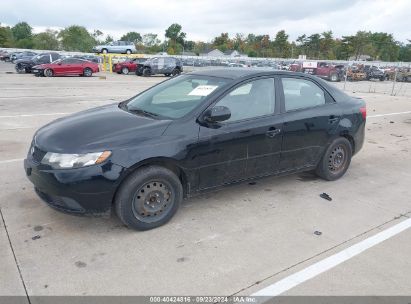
[[279, 76, 342, 171]]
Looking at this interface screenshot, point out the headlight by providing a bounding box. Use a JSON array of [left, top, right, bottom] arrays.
[[41, 151, 111, 169]]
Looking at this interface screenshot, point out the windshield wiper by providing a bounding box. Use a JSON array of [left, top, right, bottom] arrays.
[[127, 108, 159, 118]]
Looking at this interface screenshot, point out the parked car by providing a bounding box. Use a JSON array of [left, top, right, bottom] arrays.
[[303, 62, 344, 82], [92, 41, 136, 54], [24, 69, 365, 231], [364, 65, 385, 81], [135, 57, 183, 76], [31, 58, 99, 77], [114, 58, 147, 74], [11, 51, 37, 63], [395, 68, 411, 82], [0, 50, 11, 62], [15, 52, 61, 73]]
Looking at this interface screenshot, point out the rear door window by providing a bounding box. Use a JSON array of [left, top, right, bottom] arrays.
[[281, 78, 326, 112]]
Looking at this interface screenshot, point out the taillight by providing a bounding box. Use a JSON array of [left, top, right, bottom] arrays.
[[360, 106, 366, 120]]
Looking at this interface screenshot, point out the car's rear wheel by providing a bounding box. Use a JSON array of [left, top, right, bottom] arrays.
[[126, 49, 132, 55], [315, 137, 352, 181], [142, 67, 151, 77], [83, 68, 93, 77], [44, 68, 54, 77], [115, 166, 183, 231], [171, 68, 180, 76], [164, 73, 171, 77], [102, 49, 108, 54], [121, 67, 129, 74]]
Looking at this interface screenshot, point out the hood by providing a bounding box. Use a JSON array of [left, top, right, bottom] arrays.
[[35, 103, 172, 154], [16, 58, 34, 65]]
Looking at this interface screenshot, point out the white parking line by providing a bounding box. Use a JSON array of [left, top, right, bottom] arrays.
[[252, 217, 411, 297], [368, 111, 411, 118], [0, 158, 24, 165]]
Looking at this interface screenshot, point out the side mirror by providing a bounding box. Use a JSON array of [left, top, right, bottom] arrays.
[[203, 106, 231, 123]]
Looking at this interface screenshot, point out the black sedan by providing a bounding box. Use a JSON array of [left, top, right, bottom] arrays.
[[24, 69, 366, 230]]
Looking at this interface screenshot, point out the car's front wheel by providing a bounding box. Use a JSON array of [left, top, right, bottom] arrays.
[[330, 73, 339, 82], [121, 67, 129, 74], [126, 49, 132, 55], [44, 68, 54, 77], [171, 68, 180, 76], [142, 67, 151, 77], [15, 64, 26, 74], [315, 137, 352, 181], [115, 166, 183, 231]]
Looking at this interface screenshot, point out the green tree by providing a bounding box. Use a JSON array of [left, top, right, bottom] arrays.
[[213, 33, 231, 52], [58, 25, 96, 52], [32, 30, 59, 50], [398, 40, 411, 62], [319, 31, 335, 59], [120, 31, 142, 43], [0, 24, 13, 47], [273, 30, 291, 58], [165, 23, 186, 48], [11, 22, 32, 41], [370, 32, 399, 61]]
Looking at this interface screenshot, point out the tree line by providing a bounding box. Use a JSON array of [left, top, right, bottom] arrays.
[[1, 21, 410, 62]]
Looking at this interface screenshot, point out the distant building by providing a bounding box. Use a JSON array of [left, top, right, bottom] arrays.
[[224, 50, 247, 57], [200, 49, 225, 57], [181, 51, 197, 56]]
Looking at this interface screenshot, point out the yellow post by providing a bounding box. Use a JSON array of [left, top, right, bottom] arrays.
[[109, 55, 112, 73]]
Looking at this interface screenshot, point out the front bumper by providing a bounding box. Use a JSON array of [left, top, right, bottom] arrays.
[[24, 154, 125, 216]]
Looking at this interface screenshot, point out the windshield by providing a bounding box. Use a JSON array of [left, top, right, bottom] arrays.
[[123, 75, 229, 119]]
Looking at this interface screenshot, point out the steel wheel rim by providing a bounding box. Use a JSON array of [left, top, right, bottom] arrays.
[[84, 69, 91, 76], [328, 145, 347, 173], [45, 69, 52, 77], [122, 67, 129, 74], [132, 180, 174, 223]]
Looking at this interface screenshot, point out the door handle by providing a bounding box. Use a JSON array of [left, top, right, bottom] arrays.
[[266, 128, 281, 138], [329, 115, 339, 123]]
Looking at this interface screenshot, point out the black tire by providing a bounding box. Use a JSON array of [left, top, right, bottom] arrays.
[[330, 73, 338, 82], [115, 166, 183, 231], [44, 68, 54, 77], [121, 67, 129, 75], [379, 76, 384, 81], [15, 64, 26, 74], [126, 49, 132, 55], [102, 48, 108, 54], [83, 68, 93, 77], [171, 68, 180, 76], [315, 137, 352, 181], [142, 67, 151, 77], [164, 73, 171, 77]]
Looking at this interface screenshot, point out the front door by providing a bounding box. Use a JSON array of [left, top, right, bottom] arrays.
[[196, 77, 281, 189]]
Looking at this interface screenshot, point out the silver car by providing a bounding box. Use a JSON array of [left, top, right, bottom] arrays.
[[92, 41, 137, 54]]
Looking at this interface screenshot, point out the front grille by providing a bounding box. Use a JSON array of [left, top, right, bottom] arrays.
[[31, 145, 47, 163]]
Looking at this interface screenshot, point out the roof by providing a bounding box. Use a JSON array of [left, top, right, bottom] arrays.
[[188, 68, 350, 102], [189, 68, 307, 79]]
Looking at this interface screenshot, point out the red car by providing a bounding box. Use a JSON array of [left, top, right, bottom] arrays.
[[32, 58, 100, 77], [114, 58, 146, 74]]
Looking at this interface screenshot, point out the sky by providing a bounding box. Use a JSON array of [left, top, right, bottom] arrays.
[[1, 0, 410, 43]]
